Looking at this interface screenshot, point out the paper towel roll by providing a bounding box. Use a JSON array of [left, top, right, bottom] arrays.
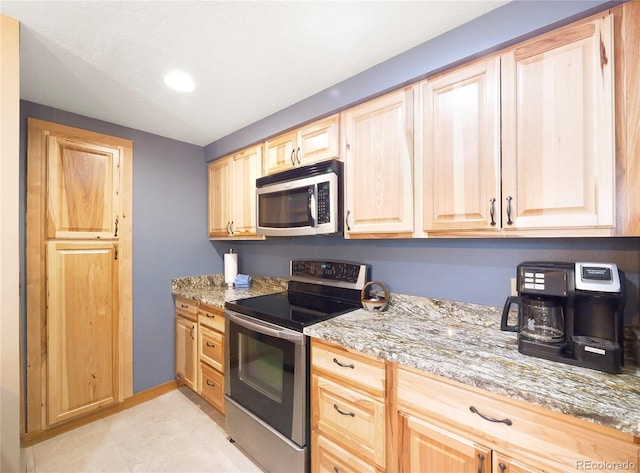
[[224, 251, 238, 287]]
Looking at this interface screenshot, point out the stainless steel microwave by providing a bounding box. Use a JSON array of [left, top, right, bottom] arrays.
[[256, 160, 342, 237]]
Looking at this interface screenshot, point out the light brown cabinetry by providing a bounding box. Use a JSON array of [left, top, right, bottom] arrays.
[[46, 241, 120, 425], [264, 114, 340, 175], [419, 56, 501, 234], [26, 119, 133, 433], [208, 144, 263, 239], [396, 365, 639, 473], [197, 303, 226, 413], [175, 297, 197, 391], [342, 88, 414, 238], [501, 12, 615, 232], [311, 339, 386, 472]]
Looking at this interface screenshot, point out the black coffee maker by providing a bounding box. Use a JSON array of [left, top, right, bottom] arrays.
[[501, 262, 626, 373]]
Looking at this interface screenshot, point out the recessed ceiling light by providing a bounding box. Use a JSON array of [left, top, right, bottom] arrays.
[[164, 70, 195, 92]]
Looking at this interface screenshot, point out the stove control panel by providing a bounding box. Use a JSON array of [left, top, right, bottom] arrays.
[[290, 260, 369, 290]]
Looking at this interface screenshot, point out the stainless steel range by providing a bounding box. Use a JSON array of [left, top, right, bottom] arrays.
[[224, 260, 369, 473]]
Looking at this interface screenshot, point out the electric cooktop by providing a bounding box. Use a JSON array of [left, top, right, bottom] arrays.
[[224, 260, 369, 332]]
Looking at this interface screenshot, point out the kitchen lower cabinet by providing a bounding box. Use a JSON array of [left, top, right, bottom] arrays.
[[175, 297, 198, 391], [197, 303, 225, 414], [311, 339, 386, 471], [396, 365, 639, 473], [399, 413, 492, 473]]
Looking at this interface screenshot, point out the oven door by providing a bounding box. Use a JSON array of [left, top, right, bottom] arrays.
[[225, 310, 307, 447]]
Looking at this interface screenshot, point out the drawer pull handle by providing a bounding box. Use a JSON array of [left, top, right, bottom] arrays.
[[333, 404, 355, 417], [181, 304, 189, 309], [499, 463, 507, 473], [469, 406, 512, 426], [477, 453, 485, 473], [206, 380, 215, 387], [206, 342, 216, 348], [206, 313, 215, 318], [332, 358, 354, 369]]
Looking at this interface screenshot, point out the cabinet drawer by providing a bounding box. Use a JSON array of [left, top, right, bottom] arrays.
[[312, 433, 379, 473], [313, 374, 385, 468], [175, 297, 197, 321], [397, 366, 639, 471], [199, 326, 224, 372], [311, 340, 385, 397], [199, 362, 224, 414], [198, 304, 225, 333]]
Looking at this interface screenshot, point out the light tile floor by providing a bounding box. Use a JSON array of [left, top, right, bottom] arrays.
[[25, 387, 265, 473]]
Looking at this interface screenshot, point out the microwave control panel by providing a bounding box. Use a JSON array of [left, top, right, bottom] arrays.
[[316, 182, 330, 224]]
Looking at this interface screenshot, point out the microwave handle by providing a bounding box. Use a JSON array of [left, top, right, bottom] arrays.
[[308, 187, 316, 227]]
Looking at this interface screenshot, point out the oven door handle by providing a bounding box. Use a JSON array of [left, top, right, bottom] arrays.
[[226, 311, 304, 343]]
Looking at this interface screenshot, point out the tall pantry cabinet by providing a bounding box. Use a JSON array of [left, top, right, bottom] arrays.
[[26, 119, 133, 433]]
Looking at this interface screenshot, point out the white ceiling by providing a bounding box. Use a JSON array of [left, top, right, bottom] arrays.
[[2, 1, 508, 146]]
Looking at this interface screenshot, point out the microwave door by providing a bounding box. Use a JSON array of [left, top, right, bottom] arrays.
[[257, 179, 318, 236]]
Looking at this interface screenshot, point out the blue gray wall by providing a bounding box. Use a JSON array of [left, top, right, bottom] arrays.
[[20, 101, 220, 393]]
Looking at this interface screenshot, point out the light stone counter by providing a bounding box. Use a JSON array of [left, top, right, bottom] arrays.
[[171, 274, 287, 307], [304, 293, 640, 439]]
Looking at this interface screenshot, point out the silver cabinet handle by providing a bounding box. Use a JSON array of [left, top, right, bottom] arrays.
[[290, 150, 296, 166], [505, 196, 514, 225], [477, 453, 485, 473], [296, 147, 301, 165], [489, 198, 496, 226], [345, 210, 351, 231], [206, 342, 215, 348], [189, 325, 195, 340]]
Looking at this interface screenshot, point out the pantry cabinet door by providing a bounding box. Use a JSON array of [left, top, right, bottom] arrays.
[[422, 56, 501, 232], [501, 13, 615, 231], [208, 157, 232, 237], [230, 145, 262, 237], [47, 136, 120, 239], [47, 241, 119, 425], [343, 87, 414, 238]]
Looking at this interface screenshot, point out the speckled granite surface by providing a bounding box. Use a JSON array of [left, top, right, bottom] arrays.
[[304, 293, 640, 438], [171, 274, 288, 307], [171, 276, 640, 438]]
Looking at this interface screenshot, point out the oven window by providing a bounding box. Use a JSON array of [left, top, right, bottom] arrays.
[[228, 319, 302, 441], [258, 186, 312, 228], [239, 334, 284, 403]]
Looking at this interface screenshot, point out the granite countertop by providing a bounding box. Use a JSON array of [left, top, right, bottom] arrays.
[[171, 274, 640, 438], [304, 293, 640, 439], [171, 274, 288, 307]]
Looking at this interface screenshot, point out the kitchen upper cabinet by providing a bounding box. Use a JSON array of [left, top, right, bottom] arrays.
[[264, 114, 340, 175], [47, 240, 119, 425], [208, 144, 263, 239], [46, 135, 122, 239], [501, 12, 615, 231], [342, 87, 415, 238], [420, 56, 501, 234]]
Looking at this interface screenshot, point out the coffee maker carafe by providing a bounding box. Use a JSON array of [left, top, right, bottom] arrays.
[[501, 262, 626, 373]]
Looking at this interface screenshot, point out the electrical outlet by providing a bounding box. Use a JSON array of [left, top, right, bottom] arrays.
[[510, 277, 517, 296]]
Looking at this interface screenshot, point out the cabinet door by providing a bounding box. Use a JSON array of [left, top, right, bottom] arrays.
[[298, 114, 340, 166], [422, 56, 501, 232], [47, 241, 119, 425], [47, 136, 120, 239], [230, 145, 262, 236], [207, 157, 232, 237], [175, 315, 197, 391], [492, 452, 545, 473], [343, 88, 414, 237], [400, 413, 491, 473], [264, 131, 297, 175], [501, 13, 614, 230]]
